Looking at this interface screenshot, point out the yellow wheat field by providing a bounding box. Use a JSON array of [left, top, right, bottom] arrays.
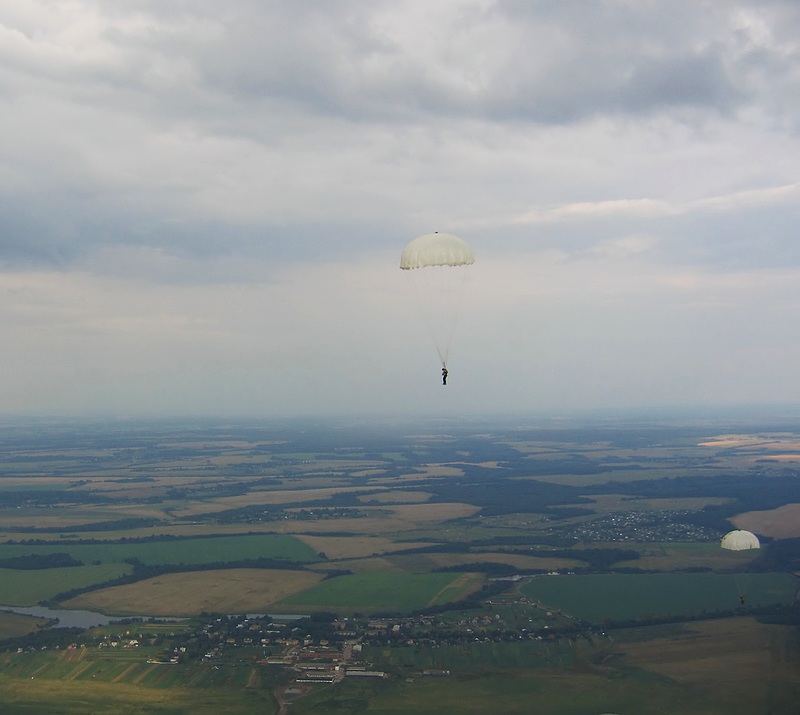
[[63, 568, 324, 617], [734, 503, 800, 538]]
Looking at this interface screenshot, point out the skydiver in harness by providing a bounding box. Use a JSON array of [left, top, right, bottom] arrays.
[[441, 366, 448, 386]]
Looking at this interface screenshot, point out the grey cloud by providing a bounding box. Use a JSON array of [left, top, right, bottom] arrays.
[[620, 50, 744, 114], [5, 2, 798, 130], [51, 1, 757, 128], [483, 185, 800, 273], [176, 2, 761, 125], [0, 200, 75, 268], [0, 187, 402, 279], [1, 0, 798, 277], [4, 2, 793, 133], [659, 203, 800, 271]]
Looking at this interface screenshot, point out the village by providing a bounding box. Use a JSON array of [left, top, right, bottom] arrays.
[[562, 509, 723, 543], [184, 594, 594, 678], [7, 595, 598, 689]]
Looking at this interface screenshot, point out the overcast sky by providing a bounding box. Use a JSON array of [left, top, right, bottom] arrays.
[[1, 0, 800, 418]]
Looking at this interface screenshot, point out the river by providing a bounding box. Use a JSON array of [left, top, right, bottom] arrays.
[[0, 605, 178, 629], [0, 606, 305, 629]]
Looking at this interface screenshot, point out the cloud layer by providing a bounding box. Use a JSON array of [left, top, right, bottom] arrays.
[[1, 0, 799, 416]]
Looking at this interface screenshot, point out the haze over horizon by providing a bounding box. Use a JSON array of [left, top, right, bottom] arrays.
[[2, 1, 800, 418]]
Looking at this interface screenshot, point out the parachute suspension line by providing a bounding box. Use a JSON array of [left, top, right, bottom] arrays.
[[444, 262, 470, 369], [403, 269, 448, 368], [732, 571, 751, 605], [433, 262, 470, 369], [403, 263, 469, 369]]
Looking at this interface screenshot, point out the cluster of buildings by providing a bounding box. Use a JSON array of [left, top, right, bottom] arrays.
[[563, 509, 722, 542]]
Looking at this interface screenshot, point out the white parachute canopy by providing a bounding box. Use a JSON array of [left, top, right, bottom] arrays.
[[400, 232, 475, 270], [400, 232, 475, 369], [721, 530, 760, 551]]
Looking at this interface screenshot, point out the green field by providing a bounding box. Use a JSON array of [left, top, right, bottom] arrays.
[[520, 572, 799, 623], [366, 638, 577, 672], [285, 661, 748, 715], [277, 572, 483, 613], [0, 612, 48, 640], [0, 534, 319, 567], [0, 649, 281, 714], [0, 563, 131, 606]]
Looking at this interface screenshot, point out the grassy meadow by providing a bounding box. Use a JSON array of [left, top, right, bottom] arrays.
[[0, 533, 320, 566], [0, 564, 131, 606], [520, 572, 799, 623], [276, 572, 485, 613], [0, 612, 48, 640], [293, 617, 800, 715], [0, 651, 282, 715]]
